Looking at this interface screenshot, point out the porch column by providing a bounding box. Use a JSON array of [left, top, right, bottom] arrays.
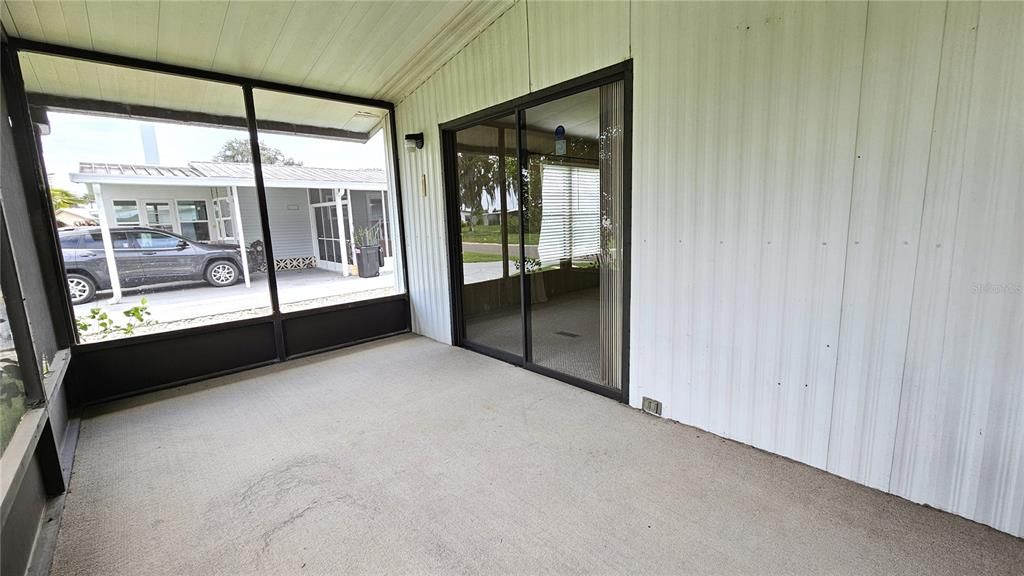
[[89, 183, 122, 303], [335, 189, 350, 277], [498, 126, 509, 278], [345, 189, 356, 269], [380, 189, 391, 263], [231, 186, 251, 287]]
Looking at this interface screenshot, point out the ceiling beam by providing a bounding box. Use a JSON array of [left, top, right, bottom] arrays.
[[28, 94, 371, 143]]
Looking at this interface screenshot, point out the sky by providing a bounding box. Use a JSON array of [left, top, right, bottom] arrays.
[[41, 111, 386, 197]]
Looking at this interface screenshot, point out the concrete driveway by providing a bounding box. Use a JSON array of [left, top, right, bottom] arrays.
[[74, 268, 397, 340]]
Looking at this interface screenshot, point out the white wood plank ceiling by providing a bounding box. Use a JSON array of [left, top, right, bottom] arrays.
[[1, 0, 514, 130]]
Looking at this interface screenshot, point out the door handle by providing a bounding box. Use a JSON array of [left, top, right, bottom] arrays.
[[81, 251, 96, 257], [142, 251, 157, 255]]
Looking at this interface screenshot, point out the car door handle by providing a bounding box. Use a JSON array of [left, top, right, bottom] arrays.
[[81, 251, 96, 257], [142, 251, 158, 256]]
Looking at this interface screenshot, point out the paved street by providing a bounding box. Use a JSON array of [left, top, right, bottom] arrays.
[[462, 261, 506, 284]]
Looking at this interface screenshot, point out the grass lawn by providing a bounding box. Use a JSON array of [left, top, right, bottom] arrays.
[[461, 224, 539, 245], [462, 251, 504, 263]]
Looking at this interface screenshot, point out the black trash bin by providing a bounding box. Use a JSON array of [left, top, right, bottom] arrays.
[[356, 245, 381, 278]]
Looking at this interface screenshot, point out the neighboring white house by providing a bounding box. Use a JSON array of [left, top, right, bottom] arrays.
[[69, 161, 394, 278], [53, 206, 98, 228]]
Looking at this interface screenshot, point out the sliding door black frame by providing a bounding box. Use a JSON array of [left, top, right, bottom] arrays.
[[3, 38, 413, 405], [441, 61, 633, 404]]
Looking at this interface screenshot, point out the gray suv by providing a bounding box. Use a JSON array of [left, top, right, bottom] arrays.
[[60, 227, 245, 305]]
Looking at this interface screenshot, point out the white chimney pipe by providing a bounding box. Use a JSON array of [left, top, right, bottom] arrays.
[[140, 124, 160, 164]]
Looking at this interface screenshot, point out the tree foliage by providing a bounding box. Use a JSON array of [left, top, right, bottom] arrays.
[[212, 138, 303, 166], [457, 153, 517, 230], [50, 187, 85, 209]]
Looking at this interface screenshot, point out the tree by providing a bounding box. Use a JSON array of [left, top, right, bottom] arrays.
[[212, 138, 303, 166], [50, 188, 84, 209], [457, 153, 517, 231]]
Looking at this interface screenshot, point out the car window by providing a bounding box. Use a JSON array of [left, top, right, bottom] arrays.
[[60, 234, 81, 249], [132, 231, 180, 249], [84, 232, 104, 249], [88, 231, 134, 249]]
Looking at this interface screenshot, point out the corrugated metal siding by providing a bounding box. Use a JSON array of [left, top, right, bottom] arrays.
[[631, 0, 866, 469], [891, 1, 1024, 537], [526, 0, 630, 92], [827, 1, 947, 490], [396, 1, 529, 343], [395, 0, 1023, 537]]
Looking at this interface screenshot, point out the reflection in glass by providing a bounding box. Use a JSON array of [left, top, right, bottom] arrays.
[[252, 89, 403, 313], [455, 115, 523, 357], [1, 229, 26, 455]]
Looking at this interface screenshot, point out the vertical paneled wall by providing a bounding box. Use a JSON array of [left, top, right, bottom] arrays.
[[891, 1, 1024, 537], [631, 1, 866, 469], [395, 0, 1023, 536], [827, 1, 947, 490], [395, 1, 529, 342]]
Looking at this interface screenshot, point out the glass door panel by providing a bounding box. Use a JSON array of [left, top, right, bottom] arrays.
[[454, 115, 522, 358], [521, 82, 625, 390], [312, 204, 345, 271], [446, 75, 627, 395]]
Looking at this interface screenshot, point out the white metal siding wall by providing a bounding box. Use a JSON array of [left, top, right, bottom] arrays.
[[235, 187, 264, 249], [632, 1, 866, 471], [396, 1, 530, 343], [828, 1, 947, 491], [526, 1, 630, 92], [395, 0, 1023, 537], [264, 187, 314, 259], [891, 1, 1024, 537]]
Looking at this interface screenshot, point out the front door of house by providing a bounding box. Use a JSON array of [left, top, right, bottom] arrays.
[[311, 202, 345, 272]]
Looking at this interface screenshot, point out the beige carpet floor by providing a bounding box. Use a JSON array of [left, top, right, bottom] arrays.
[[51, 334, 1022, 575]]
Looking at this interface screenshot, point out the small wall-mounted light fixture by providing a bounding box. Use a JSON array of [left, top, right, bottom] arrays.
[[405, 132, 424, 150]]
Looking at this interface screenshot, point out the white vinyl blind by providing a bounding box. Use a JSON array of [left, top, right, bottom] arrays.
[[537, 164, 601, 265]]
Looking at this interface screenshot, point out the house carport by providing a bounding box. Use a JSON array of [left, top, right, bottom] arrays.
[[68, 162, 393, 295]]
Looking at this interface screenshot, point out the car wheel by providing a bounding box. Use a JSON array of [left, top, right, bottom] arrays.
[[67, 273, 96, 305], [205, 260, 240, 287]]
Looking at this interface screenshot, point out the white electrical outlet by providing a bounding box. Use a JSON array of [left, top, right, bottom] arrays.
[[642, 397, 662, 416]]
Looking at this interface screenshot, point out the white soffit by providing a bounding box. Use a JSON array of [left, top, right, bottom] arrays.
[[1, 0, 514, 103], [19, 51, 387, 136]]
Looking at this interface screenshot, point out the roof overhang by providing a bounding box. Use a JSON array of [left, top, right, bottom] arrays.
[[70, 173, 386, 191]]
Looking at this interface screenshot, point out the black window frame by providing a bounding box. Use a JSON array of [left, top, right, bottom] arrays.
[[3, 37, 411, 405]]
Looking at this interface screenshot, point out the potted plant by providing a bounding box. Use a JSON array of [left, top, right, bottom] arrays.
[[354, 226, 381, 278]]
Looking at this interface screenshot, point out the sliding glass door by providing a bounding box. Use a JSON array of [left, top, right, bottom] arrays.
[[521, 81, 625, 390], [452, 115, 523, 359], [446, 68, 629, 399]]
